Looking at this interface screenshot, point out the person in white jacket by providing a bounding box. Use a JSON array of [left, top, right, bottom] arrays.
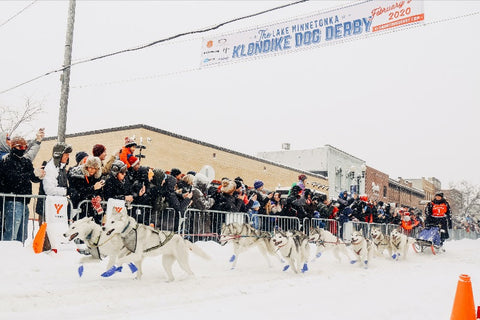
[[36, 142, 72, 251]]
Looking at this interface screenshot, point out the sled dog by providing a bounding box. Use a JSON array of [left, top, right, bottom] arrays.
[[308, 226, 352, 262], [63, 217, 127, 274], [369, 226, 393, 258], [390, 229, 411, 260], [271, 230, 310, 273], [103, 210, 210, 281], [219, 222, 280, 269], [350, 230, 373, 269]]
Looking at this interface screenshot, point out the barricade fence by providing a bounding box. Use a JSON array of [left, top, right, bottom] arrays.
[[2, 193, 479, 245]]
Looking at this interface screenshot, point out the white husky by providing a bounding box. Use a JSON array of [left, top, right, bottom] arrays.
[[308, 226, 352, 262], [271, 230, 310, 273], [63, 217, 129, 277], [349, 230, 373, 269], [389, 229, 411, 260], [370, 226, 393, 258], [103, 210, 210, 281], [219, 222, 281, 269]]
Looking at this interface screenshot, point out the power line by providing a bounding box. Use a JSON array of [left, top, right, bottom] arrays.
[[0, 0, 38, 30], [0, 0, 308, 95], [71, 9, 480, 90]]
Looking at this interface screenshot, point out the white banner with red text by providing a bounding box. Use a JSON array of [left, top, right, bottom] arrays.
[[200, 0, 424, 67]]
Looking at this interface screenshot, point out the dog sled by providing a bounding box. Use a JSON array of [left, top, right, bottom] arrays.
[[412, 226, 444, 255]]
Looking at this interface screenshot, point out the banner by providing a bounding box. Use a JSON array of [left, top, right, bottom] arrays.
[[200, 0, 424, 67], [106, 198, 126, 220], [45, 196, 70, 250]]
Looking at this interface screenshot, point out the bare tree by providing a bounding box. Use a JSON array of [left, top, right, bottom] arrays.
[[453, 181, 480, 219], [0, 98, 43, 136]]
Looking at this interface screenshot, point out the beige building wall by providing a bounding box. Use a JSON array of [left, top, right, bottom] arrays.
[[34, 124, 328, 192]]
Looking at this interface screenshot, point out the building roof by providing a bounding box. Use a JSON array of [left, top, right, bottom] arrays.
[[45, 124, 328, 180]]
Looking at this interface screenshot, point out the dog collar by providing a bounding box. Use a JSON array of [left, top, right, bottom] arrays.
[[121, 220, 131, 234]]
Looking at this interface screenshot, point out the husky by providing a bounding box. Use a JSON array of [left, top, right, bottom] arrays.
[[63, 217, 132, 277], [349, 230, 373, 269], [219, 222, 280, 269], [390, 229, 411, 260], [103, 210, 210, 281], [369, 226, 393, 258], [271, 229, 310, 273], [308, 226, 352, 262]]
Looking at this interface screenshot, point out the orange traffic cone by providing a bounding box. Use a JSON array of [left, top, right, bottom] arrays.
[[450, 274, 476, 320], [33, 222, 47, 254]]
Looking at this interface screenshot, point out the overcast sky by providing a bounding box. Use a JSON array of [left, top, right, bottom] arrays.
[[0, 1, 479, 187]]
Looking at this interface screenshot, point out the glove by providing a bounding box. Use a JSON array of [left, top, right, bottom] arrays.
[[91, 196, 104, 215]]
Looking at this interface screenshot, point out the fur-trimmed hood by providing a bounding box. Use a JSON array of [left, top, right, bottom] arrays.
[[81, 156, 102, 179]]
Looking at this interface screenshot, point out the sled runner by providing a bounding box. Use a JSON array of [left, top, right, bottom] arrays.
[[412, 226, 443, 255]]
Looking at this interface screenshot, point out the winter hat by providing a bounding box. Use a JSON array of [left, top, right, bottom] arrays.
[[110, 160, 127, 177], [52, 142, 72, 167], [124, 137, 137, 148], [253, 180, 264, 189], [170, 168, 182, 178], [152, 168, 166, 186], [92, 144, 106, 157], [234, 180, 243, 189], [298, 174, 307, 181], [186, 171, 196, 176], [128, 155, 140, 167], [75, 151, 88, 165], [10, 136, 27, 149], [435, 192, 444, 198], [252, 201, 260, 209], [220, 179, 236, 194], [82, 156, 102, 179]]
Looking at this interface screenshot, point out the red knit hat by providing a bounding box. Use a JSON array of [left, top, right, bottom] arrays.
[[92, 144, 106, 157], [128, 155, 139, 167]]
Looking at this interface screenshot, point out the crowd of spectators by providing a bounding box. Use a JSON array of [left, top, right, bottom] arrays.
[[0, 131, 478, 243]]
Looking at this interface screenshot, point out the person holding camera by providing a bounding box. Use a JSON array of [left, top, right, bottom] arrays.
[[68, 156, 104, 222]]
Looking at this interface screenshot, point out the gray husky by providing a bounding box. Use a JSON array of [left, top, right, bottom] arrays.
[[271, 229, 310, 273], [219, 222, 280, 269]]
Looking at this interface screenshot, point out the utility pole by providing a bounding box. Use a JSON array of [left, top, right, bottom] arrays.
[[57, 0, 76, 142]]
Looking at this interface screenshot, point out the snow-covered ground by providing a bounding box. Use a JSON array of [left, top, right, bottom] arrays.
[[0, 237, 479, 320]]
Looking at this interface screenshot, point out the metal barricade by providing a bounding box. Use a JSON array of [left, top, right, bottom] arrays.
[[183, 209, 249, 242], [0, 193, 75, 245], [350, 221, 370, 238], [305, 218, 340, 238], [251, 214, 301, 233]]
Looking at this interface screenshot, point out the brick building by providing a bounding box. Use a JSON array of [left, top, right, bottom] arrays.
[[364, 166, 389, 203], [388, 178, 425, 209], [33, 124, 328, 193]]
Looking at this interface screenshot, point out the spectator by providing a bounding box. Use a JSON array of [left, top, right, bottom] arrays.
[[36, 142, 72, 250], [74, 151, 88, 167], [92, 144, 115, 176], [270, 192, 283, 215], [162, 169, 192, 231], [126, 156, 148, 203], [0, 136, 45, 241], [296, 174, 307, 194], [425, 192, 452, 245], [0, 128, 45, 161], [119, 137, 137, 168], [191, 173, 214, 211], [67, 156, 104, 221]]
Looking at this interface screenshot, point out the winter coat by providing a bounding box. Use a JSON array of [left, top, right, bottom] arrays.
[[42, 159, 68, 196], [103, 173, 133, 201], [164, 174, 190, 214], [67, 165, 103, 207], [119, 146, 134, 168], [0, 151, 42, 203]]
